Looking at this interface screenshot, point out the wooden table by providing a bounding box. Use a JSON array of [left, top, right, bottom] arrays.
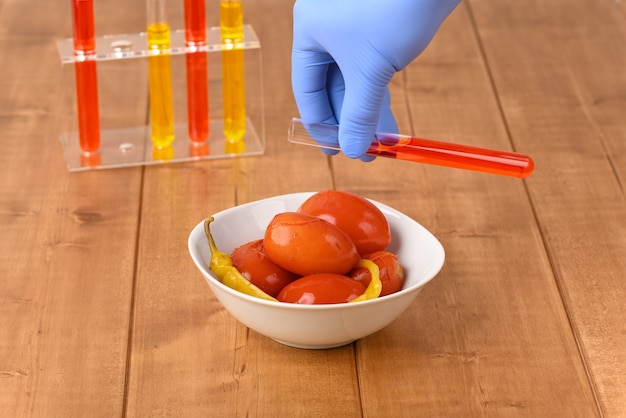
[[2, 0, 624, 416]]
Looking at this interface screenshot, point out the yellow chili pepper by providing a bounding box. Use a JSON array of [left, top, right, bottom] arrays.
[[204, 217, 277, 301], [349, 259, 382, 302]]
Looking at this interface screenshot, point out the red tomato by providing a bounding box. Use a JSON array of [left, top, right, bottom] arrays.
[[277, 273, 366, 304], [230, 239, 299, 297], [298, 190, 391, 255], [350, 251, 405, 296], [263, 212, 360, 276]]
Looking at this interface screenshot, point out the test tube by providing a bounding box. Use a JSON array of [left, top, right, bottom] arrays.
[[184, 0, 210, 145], [220, 0, 246, 154], [289, 118, 534, 178], [147, 0, 175, 149], [71, 0, 100, 154]]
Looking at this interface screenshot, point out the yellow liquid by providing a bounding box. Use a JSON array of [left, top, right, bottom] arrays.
[[152, 144, 174, 161], [147, 22, 175, 148], [220, 1, 243, 41], [220, 1, 246, 153]]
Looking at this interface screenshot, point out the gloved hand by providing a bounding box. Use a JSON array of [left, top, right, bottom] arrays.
[[292, 0, 461, 159]]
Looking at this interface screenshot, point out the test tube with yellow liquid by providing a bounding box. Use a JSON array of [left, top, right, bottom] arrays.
[[147, 0, 175, 151], [220, 0, 246, 154]]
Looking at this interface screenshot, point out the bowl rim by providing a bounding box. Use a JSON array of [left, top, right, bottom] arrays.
[[188, 192, 445, 310]]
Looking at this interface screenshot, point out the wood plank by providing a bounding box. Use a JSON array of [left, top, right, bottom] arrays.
[[3, 0, 620, 416], [330, 3, 600, 416], [0, 0, 147, 415], [125, 0, 360, 415], [468, 0, 626, 415]]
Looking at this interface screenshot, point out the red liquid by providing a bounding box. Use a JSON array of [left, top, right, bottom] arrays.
[[72, 0, 100, 153], [185, 51, 209, 143], [184, 0, 207, 45], [371, 136, 534, 178], [189, 140, 210, 157], [74, 58, 100, 153], [71, 0, 96, 52], [184, 0, 209, 143], [80, 147, 101, 167]]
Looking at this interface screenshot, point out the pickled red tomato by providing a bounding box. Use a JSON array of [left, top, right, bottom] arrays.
[[298, 190, 391, 255], [350, 250, 405, 296], [263, 212, 360, 276], [230, 239, 299, 297], [277, 273, 366, 304]]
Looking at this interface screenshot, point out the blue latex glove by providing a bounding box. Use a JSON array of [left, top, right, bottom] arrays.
[[292, 0, 461, 159]]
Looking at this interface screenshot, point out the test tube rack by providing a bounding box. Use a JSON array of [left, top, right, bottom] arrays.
[[56, 25, 265, 171]]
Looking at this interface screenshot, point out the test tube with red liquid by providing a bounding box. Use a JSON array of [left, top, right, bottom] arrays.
[[288, 118, 534, 178], [71, 0, 100, 154], [184, 0, 210, 145]]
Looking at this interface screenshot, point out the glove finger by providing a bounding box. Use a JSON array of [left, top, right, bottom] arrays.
[[356, 88, 397, 162], [377, 88, 398, 134], [326, 69, 397, 162], [326, 65, 378, 162], [291, 49, 336, 125], [326, 63, 345, 119], [292, 50, 339, 155], [338, 67, 394, 158]]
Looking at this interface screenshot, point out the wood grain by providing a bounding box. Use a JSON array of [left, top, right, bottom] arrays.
[[1, 0, 624, 416], [0, 1, 146, 416], [331, 3, 599, 416], [468, 0, 626, 415], [125, 1, 356, 416]]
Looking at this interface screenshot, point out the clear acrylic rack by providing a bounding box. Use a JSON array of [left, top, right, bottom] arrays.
[[56, 25, 264, 171]]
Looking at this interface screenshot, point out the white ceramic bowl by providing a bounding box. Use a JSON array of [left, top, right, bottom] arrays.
[[188, 192, 444, 349]]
